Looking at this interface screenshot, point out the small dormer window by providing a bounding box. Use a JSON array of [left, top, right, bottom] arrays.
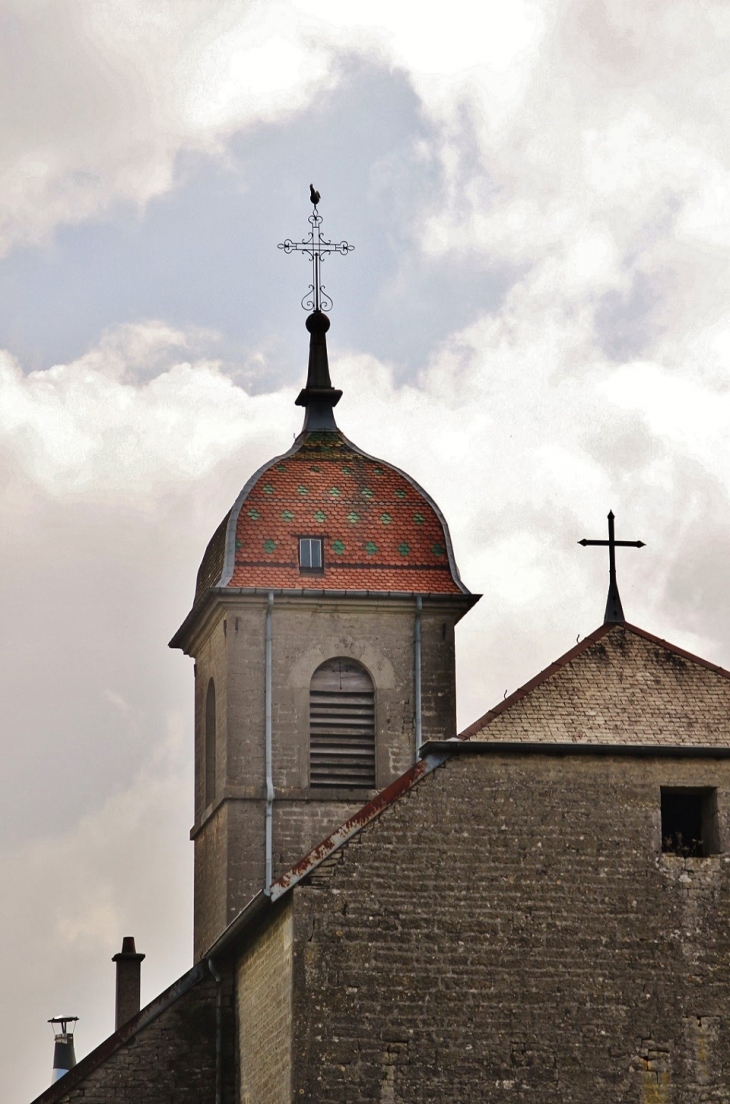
[[299, 537, 324, 573]]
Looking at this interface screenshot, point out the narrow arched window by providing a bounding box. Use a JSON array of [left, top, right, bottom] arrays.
[[205, 678, 216, 807], [310, 658, 375, 788]]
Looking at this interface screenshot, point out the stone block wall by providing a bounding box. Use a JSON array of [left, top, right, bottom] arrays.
[[237, 898, 293, 1104], [43, 968, 235, 1104], [291, 751, 730, 1103]]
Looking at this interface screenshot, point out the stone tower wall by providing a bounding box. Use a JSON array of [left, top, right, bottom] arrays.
[[188, 593, 467, 958]]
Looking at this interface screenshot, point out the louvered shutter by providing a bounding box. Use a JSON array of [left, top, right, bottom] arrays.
[[309, 658, 376, 788]]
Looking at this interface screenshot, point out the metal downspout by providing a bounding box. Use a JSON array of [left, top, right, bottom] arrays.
[[207, 959, 222, 1104], [415, 596, 423, 752], [264, 591, 274, 893]]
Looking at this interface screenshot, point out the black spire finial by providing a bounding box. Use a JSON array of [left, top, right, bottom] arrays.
[[578, 511, 645, 623], [278, 188, 355, 431]]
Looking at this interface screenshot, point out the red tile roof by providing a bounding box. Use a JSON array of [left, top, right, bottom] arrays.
[[195, 430, 468, 600]]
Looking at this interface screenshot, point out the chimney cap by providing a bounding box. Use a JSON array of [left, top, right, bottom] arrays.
[[48, 1017, 78, 1033], [112, 936, 145, 963]]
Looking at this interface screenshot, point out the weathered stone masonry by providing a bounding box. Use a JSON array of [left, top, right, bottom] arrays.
[[237, 898, 293, 1104], [291, 750, 730, 1103], [33, 622, 730, 1104], [37, 967, 236, 1104], [185, 591, 469, 958]]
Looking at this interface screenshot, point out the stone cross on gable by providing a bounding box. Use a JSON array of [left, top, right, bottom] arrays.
[[278, 186, 354, 314], [579, 510, 645, 623]]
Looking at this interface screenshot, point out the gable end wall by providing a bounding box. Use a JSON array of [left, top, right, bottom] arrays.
[[290, 751, 730, 1103], [43, 970, 235, 1104]]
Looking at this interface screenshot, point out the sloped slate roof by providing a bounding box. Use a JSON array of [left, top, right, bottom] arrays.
[[460, 622, 730, 747], [194, 429, 468, 600]]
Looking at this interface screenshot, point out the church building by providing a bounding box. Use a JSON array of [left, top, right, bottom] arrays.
[[31, 203, 730, 1104]]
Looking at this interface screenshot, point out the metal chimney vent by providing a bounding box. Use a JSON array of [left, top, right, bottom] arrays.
[[48, 1016, 78, 1083]]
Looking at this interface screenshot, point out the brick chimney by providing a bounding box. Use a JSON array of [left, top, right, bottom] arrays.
[[112, 937, 145, 1030]]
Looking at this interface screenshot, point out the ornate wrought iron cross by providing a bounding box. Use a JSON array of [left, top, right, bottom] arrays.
[[278, 186, 354, 313], [578, 510, 645, 623]]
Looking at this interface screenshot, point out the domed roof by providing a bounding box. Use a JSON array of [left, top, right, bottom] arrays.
[[194, 428, 469, 600], [184, 280, 472, 615]]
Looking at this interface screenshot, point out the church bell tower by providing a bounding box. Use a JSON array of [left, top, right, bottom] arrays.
[[170, 197, 479, 959]]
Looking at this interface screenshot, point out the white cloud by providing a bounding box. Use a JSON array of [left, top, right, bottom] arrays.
[[0, 1, 342, 252], [0, 325, 292, 495], [0, 719, 192, 1104], [5, 3, 730, 1099]]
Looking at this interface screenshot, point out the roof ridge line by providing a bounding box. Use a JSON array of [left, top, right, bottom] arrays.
[[29, 962, 207, 1104], [459, 621, 730, 740], [621, 621, 730, 681], [458, 623, 614, 738]]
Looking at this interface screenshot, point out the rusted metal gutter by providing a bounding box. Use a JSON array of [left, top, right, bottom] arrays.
[[270, 749, 449, 900], [202, 750, 451, 959]]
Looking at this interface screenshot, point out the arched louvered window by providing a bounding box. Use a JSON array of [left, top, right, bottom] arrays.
[[310, 658, 375, 789], [205, 678, 216, 807]]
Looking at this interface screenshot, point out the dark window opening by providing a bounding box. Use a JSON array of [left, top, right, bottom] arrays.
[[205, 678, 216, 808], [661, 787, 719, 857], [310, 658, 375, 789], [299, 537, 323, 572]]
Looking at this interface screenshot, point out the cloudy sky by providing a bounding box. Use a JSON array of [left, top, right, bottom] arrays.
[[4, 1, 730, 1098]]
